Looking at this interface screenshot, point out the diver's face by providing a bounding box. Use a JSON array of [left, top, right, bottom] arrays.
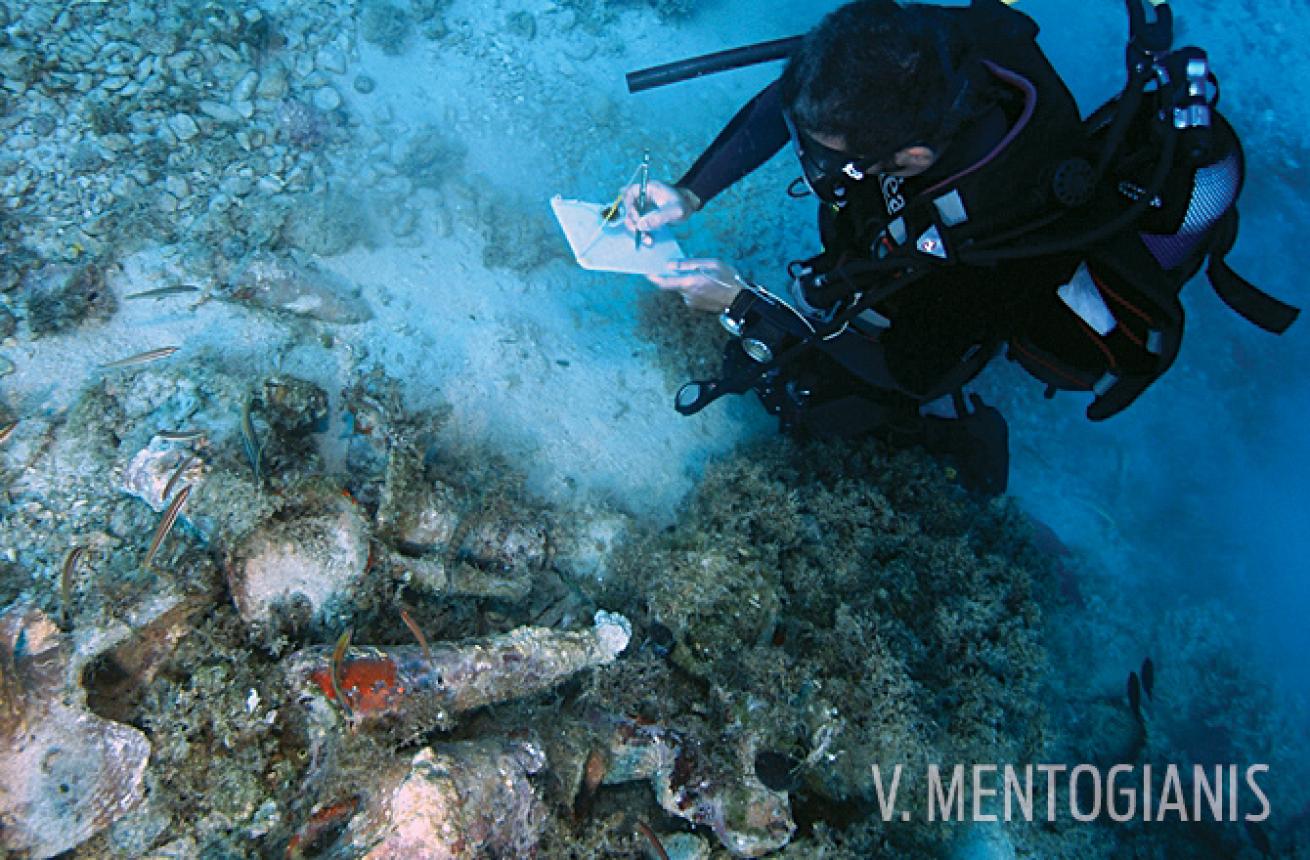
[[783, 107, 938, 206], [807, 130, 935, 179]]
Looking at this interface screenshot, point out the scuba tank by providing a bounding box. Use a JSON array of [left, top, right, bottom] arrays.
[[627, 0, 1299, 422]]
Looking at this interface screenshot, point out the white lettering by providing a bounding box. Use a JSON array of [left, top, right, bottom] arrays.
[[1070, 764, 1102, 822], [1193, 765, 1223, 821], [864, 762, 1268, 825], [1246, 765, 1271, 822], [1004, 765, 1034, 822], [973, 765, 998, 822], [880, 175, 905, 215], [1038, 763, 1066, 821], [928, 765, 965, 821], [1158, 765, 1188, 821], [1106, 764, 1136, 822], [871, 765, 902, 822]]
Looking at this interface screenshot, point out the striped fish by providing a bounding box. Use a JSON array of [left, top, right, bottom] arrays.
[[143, 484, 191, 570], [61, 546, 85, 628], [125, 284, 200, 300], [162, 455, 197, 503], [240, 398, 262, 483], [157, 429, 206, 443], [101, 346, 180, 369]]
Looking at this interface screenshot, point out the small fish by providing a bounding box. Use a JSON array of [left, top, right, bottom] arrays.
[[286, 796, 360, 860], [240, 397, 262, 483], [1126, 670, 1142, 723], [583, 748, 608, 795], [61, 546, 85, 628], [157, 429, 206, 442], [162, 455, 196, 503], [330, 629, 353, 718], [0, 420, 16, 445], [1141, 657, 1154, 700], [754, 750, 802, 793], [143, 484, 191, 569], [573, 747, 608, 822], [635, 820, 670, 860], [399, 607, 434, 671], [100, 346, 180, 369], [124, 284, 201, 300]]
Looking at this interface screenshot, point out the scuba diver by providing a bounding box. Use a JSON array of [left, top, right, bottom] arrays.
[[621, 0, 1298, 496]]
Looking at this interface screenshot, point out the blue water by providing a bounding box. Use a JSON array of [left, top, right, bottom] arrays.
[[668, 0, 1310, 848], [2, 0, 1307, 855], [678, 0, 1310, 693]]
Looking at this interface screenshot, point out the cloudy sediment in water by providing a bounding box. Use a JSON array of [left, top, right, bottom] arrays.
[[0, 0, 1306, 857]]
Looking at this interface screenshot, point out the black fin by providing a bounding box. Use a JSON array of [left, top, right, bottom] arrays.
[[1127, 671, 1142, 722], [1246, 820, 1273, 856], [1141, 657, 1155, 700]]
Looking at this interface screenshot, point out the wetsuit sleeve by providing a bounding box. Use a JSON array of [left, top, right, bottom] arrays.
[[676, 79, 790, 206]]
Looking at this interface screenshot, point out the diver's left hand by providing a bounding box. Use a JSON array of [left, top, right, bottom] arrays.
[[648, 258, 746, 313]]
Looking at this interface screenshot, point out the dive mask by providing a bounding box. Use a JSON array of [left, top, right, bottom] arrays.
[[783, 107, 892, 207]]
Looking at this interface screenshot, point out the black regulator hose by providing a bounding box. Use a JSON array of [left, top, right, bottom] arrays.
[[626, 36, 802, 94]]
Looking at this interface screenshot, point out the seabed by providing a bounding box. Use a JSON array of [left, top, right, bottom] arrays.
[[0, 0, 1307, 857]]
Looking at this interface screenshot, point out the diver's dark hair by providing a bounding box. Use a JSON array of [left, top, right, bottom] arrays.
[[780, 0, 966, 157]]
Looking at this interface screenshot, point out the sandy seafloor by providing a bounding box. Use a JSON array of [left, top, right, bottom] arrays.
[[2, 0, 1309, 856]]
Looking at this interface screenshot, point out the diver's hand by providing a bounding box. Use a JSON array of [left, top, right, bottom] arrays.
[[623, 180, 701, 241], [648, 258, 745, 313]]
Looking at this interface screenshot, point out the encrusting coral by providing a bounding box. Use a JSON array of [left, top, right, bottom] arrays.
[[0, 354, 1081, 857], [580, 436, 1052, 855]]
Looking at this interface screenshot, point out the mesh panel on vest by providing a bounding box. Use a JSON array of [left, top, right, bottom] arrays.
[[1141, 152, 1241, 270]]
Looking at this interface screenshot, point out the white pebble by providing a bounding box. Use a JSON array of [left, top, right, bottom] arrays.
[[220, 174, 253, 196], [164, 175, 189, 198], [198, 100, 243, 124], [168, 113, 199, 141], [99, 134, 130, 151], [315, 47, 347, 75], [312, 85, 341, 112], [233, 69, 259, 103], [255, 68, 286, 100]]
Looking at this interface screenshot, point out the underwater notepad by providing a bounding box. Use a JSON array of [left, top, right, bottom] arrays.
[[551, 195, 684, 276]]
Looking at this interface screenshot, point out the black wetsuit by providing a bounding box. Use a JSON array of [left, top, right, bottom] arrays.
[[669, 41, 1092, 498], [664, 0, 1296, 496], [676, 77, 1072, 403]]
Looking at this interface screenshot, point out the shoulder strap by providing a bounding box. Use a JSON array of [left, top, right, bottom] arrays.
[[1207, 210, 1300, 333]]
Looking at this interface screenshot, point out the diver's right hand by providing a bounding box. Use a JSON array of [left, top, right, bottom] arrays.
[[623, 180, 701, 240]]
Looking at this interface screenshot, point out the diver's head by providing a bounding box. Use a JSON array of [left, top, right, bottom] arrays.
[[780, 0, 969, 200]]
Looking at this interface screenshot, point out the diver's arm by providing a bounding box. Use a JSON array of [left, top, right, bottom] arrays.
[[676, 79, 790, 207]]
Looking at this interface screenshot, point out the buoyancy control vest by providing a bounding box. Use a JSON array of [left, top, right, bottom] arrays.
[[809, 0, 1086, 268], [666, 0, 1299, 425], [1007, 99, 1298, 419], [755, 0, 1300, 422]]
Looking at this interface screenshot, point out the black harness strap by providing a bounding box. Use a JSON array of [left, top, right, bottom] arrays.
[[674, 257, 933, 416], [1207, 209, 1300, 334], [675, 0, 1301, 426]]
